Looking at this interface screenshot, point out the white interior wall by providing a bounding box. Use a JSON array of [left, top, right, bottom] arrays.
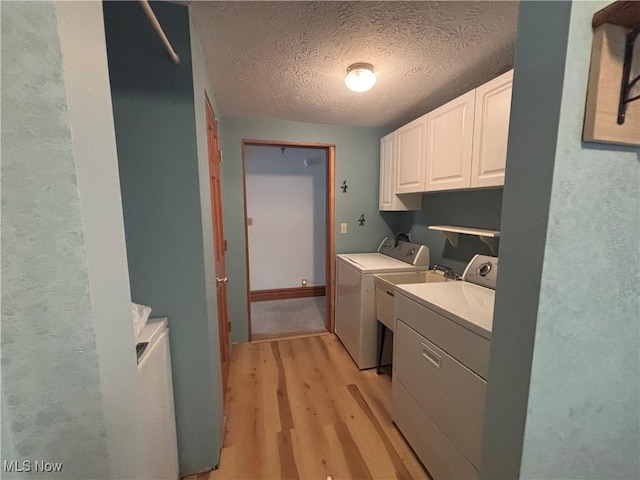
[[245, 146, 326, 290], [56, 3, 147, 478]]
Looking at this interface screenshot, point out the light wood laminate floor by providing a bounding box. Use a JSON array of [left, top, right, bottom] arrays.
[[188, 333, 429, 480]]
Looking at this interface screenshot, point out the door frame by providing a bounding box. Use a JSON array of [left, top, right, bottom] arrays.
[[241, 139, 336, 339]]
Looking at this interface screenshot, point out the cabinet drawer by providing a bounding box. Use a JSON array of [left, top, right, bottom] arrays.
[[392, 379, 479, 480], [395, 293, 490, 378], [394, 320, 486, 468]]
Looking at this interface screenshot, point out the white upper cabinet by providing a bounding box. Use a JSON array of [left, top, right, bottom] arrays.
[[395, 115, 428, 194], [378, 70, 513, 207], [379, 132, 422, 211], [471, 70, 513, 188], [425, 90, 476, 191]]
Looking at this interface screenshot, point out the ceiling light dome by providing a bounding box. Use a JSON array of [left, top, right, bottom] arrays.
[[345, 63, 377, 92]]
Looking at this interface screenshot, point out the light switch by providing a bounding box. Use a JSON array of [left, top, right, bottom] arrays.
[[340, 223, 348, 234], [247, 217, 253, 226]]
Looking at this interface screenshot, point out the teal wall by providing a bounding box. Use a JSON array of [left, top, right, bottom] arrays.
[[397, 188, 504, 274], [519, 0, 639, 477], [1, 2, 111, 477], [104, 2, 221, 475], [56, 2, 147, 477], [482, 1, 640, 478], [188, 5, 225, 463], [219, 116, 401, 342]]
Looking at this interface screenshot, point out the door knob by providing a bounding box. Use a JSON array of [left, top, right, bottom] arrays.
[[216, 276, 228, 284]]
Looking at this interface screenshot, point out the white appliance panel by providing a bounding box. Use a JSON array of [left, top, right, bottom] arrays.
[[394, 320, 486, 467], [335, 259, 362, 365], [138, 320, 179, 480], [338, 253, 429, 274], [336, 253, 427, 369], [392, 378, 479, 480]]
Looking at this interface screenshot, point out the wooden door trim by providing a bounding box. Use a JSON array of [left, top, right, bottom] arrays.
[[244, 139, 335, 148], [241, 140, 252, 339], [326, 145, 335, 332], [250, 286, 326, 302], [241, 139, 336, 340], [205, 96, 230, 392]]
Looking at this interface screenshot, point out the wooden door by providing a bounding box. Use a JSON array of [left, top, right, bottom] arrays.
[[206, 99, 230, 392], [395, 115, 427, 194], [425, 90, 475, 191], [471, 70, 513, 188]]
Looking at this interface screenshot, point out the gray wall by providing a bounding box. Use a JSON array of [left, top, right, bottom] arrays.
[[219, 116, 401, 343], [1, 2, 145, 478], [482, 1, 640, 478], [103, 2, 222, 475], [398, 188, 504, 274]]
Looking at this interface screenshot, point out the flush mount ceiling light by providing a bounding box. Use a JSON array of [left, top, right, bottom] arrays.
[[345, 63, 377, 92]]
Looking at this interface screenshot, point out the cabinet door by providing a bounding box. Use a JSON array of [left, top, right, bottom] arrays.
[[471, 70, 513, 188], [379, 133, 395, 210], [395, 115, 427, 194], [425, 90, 475, 191], [379, 132, 422, 211]]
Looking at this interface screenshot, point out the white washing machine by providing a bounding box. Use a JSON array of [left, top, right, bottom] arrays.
[[335, 237, 430, 369]]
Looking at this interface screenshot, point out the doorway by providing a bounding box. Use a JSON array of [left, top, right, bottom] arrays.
[[242, 140, 335, 341]]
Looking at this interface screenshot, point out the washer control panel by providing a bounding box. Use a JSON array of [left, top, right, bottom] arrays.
[[462, 254, 499, 290], [378, 236, 430, 266]]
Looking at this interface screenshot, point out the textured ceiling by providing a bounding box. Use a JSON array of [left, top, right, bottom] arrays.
[[190, 1, 519, 129]]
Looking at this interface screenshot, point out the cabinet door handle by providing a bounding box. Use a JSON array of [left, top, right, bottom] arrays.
[[421, 343, 441, 369], [386, 291, 394, 297]]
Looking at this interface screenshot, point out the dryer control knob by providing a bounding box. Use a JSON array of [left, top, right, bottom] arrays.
[[478, 262, 492, 277]]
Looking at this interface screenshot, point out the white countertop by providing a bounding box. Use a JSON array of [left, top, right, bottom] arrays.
[[395, 282, 495, 339]]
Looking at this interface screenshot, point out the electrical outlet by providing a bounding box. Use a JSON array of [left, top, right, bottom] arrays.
[[301, 279, 308, 287], [340, 222, 348, 234]]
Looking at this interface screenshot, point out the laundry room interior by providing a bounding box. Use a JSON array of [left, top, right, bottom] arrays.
[[3, 1, 638, 480]]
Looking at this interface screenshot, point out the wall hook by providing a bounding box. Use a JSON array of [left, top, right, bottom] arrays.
[[281, 147, 286, 154], [341, 180, 348, 193], [358, 214, 365, 226]]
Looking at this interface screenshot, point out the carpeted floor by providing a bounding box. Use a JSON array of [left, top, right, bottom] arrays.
[[251, 296, 327, 341]]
